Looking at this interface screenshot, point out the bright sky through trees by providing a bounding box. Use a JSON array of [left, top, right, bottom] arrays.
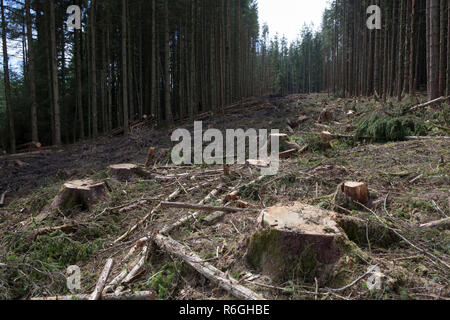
[[258, 0, 329, 42]]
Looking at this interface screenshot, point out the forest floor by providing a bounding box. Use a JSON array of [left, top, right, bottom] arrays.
[[0, 93, 449, 300]]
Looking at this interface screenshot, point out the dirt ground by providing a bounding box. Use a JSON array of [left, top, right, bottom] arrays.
[[0, 94, 448, 300]]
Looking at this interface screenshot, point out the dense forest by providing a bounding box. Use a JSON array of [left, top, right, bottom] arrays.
[[0, 0, 449, 151]]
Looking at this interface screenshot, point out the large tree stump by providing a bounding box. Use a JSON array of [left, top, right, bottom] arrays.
[[247, 202, 344, 283], [108, 164, 148, 181], [49, 179, 109, 212], [342, 182, 369, 205]]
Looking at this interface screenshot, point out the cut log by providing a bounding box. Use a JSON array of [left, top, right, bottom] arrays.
[[154, 234, 264, 300], [145, 147, 156, 168], [420, 217, 450, 230], [17, 141, 42, 151], [48, 179, 109, 212], [32, 291, 155, 301], [90, 258, 114, 300], [247, 202, 343, 283], [236, 200, 250, 209], [346, 110, 355, 118], [226, 191, 239, 202], [342, 182, 369, 205], [108, 164, 148, 181], [246, 159, 270, 168]]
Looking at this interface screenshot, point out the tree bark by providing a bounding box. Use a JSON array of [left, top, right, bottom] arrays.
[[122, 0, 129, 135], [49, 0, 61, 146], [1, 0, 15, 153], [25, 0, 38, 143]]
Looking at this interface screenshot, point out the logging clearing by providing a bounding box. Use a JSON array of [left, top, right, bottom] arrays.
[[0, 0, 449, 302]]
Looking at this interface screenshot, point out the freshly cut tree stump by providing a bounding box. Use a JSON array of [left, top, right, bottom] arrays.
[[342, 182, 369, 205], [247, 202, 343, 283], [49, 179, 109, 212], [108, 164, 148, 181]]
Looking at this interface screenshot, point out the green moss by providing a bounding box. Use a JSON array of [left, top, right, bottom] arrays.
[[247, 230, 325, 283], [247, 229, 282, 270]]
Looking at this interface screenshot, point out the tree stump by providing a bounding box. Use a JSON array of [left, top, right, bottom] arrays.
[[318, 109, 334, 123], [49, 179, 109, 212], [342, 182, 369, 205], [108, 164, 148, 181], [145, 147, 156, 168], [320, 131, 334, 143], [269, 133, 305, 153], [247, 202, 343, 283]]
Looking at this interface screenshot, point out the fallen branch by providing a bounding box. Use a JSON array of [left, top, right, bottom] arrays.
[[114, 189, 181, 243], [325, 265, 379, 292], [104, 246, 148, 294], [90, 258, 114, 300], [31, 291, 155, 301], [159, 185, 224, 235], [403, 96, 449, 114], [357, 202, 450, 271], [420, 218, 450, 230], [28, 224, 77, 242], [405, 136, 450, 140], [114, 246, 149, 295], [154, 234, 263, 300], [160, 202, 243, 213]]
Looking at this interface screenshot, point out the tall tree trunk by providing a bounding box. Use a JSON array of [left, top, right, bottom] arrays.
[[429, 0, 440, 99], [49, 0, 61, 146], [1, 0, 15, 153], [439, 0, 447, 95], [163, 0, 173, 123], [75, 0, 84, 139], [25, 0, 38, 143], [90, 0, 98, 137], [122, 0, 129, 134]]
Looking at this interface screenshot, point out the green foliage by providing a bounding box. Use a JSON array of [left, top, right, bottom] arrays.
[[148, 263, 179, 299], [355, 113, 429, 142], [1, 231, 104, 299]]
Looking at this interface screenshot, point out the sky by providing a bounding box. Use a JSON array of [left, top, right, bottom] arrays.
[[258, 0, 330, 42]]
